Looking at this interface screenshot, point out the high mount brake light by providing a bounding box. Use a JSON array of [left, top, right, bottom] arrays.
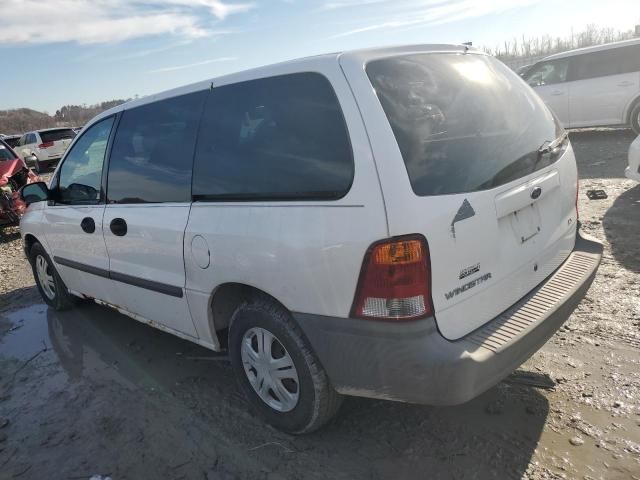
[[351, 235, 433, 321]]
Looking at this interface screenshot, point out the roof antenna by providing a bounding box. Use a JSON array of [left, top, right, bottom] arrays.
[[462, 41, 472, 52]]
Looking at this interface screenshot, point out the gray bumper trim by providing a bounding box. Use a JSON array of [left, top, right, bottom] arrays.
[[294, 230, 602, 405]]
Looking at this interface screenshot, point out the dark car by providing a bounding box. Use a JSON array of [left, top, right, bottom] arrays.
[[2, 134, 21, 149]]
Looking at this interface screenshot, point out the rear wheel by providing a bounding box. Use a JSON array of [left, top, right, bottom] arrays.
[[630, 102, 640, 136], [33, 158, 41, 174], [229, 295, 342, 434], [29, 242, 73, 310]]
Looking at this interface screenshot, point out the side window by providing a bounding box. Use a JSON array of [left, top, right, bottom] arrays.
[[107, 91, 206, 204], [616, 45, 640, 75], [57, 117, 115, 204], [524, 59, 569, 86], [571, 51, 615, 81], [193, 72, 354, 200], [569, 46, 640, 81]]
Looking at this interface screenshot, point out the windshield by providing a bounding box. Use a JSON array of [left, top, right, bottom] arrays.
[[367, 53, 564, 196], [0, 141, 18, 161], [39, 128, 76, 143]]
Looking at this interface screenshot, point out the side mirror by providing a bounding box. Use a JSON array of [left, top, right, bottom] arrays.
[[20, 182, 50, 205]]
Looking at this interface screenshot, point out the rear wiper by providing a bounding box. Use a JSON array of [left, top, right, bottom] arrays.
[[533, 131, 568, 173], [537, 131, 568, 156]]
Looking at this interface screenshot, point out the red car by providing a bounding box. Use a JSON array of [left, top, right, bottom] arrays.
[[0, 138, 39, 227]]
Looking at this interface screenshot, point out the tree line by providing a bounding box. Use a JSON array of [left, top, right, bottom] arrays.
[[486, 23, 637, 63], [0, 99, 129, 135]]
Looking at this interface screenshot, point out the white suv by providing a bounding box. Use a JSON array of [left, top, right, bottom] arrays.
[[523, 38, 640, 134], [15, 128, 76, 173], [20, 45, 602, 433]]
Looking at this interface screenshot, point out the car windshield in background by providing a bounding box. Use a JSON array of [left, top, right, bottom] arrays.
[[39, 129, 76, 143], [0, 142, 18, 161], [367, 53, 563, 196]]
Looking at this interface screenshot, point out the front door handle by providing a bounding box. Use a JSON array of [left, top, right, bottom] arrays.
[[551, 90, 564, 96], [109, 218, 127, 237], [80, 217, 95, 234]]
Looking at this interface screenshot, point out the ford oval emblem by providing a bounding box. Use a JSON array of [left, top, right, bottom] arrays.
[[530, 186, 542, 200]]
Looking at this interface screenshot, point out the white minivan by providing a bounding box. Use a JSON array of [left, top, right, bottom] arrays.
[[522, 38, 640, 134], [20, 45, 602, 433]]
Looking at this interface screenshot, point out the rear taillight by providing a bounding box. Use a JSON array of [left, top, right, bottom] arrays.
[[38, 142, 54, 149], [351, 235, 433, 321]]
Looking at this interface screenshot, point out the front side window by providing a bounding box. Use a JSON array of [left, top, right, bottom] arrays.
[[107, 91, 206, 204], [57, 116, 115, 204], [192, 72, 354, 201], [524, 59, 569, 86]]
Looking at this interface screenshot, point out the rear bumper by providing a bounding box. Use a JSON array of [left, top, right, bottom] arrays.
[[294, 230, 602, 405]]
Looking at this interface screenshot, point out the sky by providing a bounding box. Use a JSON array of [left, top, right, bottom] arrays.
[[1, 0, 639, 113]]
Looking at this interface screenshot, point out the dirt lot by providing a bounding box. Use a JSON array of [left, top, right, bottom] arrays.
[[0, 131, 639, 480]]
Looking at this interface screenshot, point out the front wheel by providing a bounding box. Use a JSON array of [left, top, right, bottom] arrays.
[[630, 103, 640, 136], [229, 296, 342, 434], [29, 242, 74, 310]]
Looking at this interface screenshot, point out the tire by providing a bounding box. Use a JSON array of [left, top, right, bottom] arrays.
[[631, 102, 640, 136], [34, 158, 41, 174], [229, 295, 342, 434], [29, 242, 74, 310]]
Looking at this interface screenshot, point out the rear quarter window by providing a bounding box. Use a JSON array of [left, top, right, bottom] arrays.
[[192, 72, 354, 201], [367, 53, 563, 196]]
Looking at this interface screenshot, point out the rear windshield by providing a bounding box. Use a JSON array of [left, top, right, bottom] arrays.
[[0, 141, 17, 161], [367, 53, 563, 196], [39, 129, 76, 143]]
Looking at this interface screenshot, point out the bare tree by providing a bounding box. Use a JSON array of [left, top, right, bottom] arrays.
[[484, 23, 635, 68]]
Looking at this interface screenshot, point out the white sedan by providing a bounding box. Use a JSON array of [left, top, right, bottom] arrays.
[[626, 135, 640, 182]]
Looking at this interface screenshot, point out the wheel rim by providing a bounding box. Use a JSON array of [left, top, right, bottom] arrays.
[[241, 327, 300, 412], [35, 254, 56, 300]]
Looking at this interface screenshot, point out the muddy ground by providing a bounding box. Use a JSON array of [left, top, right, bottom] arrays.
[[0, 130, 638, 480]]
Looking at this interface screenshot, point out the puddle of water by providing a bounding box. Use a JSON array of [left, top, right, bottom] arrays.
[[0, 302, 230, 391], [0, 304, 50, 360]]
